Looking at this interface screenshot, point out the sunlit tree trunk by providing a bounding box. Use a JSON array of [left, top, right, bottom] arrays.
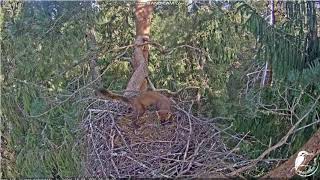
[[124, 0, 153, 96]]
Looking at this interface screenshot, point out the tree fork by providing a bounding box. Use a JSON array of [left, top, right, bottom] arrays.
[[125, 0, 153, 96]]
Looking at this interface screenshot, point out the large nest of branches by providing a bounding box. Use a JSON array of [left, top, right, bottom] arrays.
[[80, 99, 247, 178]]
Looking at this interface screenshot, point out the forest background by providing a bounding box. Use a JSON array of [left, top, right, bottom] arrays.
[[1, 0, 319, 178]]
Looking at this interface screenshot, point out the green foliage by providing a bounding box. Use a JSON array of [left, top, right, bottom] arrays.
[[1, 2, 251, 176], [1, 1, 95, 177], [151, 3, 254, 116], [1, 0, 319, 178], [227, 80, 319, 171], [235, 1, 319, 79], [223, 2, 320, 173]]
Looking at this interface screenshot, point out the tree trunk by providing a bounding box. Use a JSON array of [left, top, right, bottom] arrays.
[[264, 128, 320, 178], [124, 0, 153, 96], [86, 26, 101, 88], [261, 0, 274, 87]]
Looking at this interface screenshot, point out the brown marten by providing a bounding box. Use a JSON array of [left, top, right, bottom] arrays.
[[95, 88, 173, 126]]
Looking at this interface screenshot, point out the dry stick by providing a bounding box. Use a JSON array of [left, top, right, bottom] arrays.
[[103, 41, 211, 59], [178, 139, 205, 176], [98, 38, 157, 57], [135, 152, 187, 163], [88, 121, 107, 177], [154, 86, 200, 97], [56, 44, 128, 80], [125, 155, 151, 170], [176, 105, 244, 143], [105, 140, 173, 154], [81, 100, 104, 122], [291, 89, 304, 111], [228, 95, 320, 176], [224, 131, 251, 160], [215, 132, 250, 179], [113, 123, 132, 154], [294, 119, 320, 133], [28, 57, 125, 118], [181, 101, 194, 172], [108, 115, 121, 177]]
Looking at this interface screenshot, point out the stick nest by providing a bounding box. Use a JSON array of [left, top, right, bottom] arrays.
[[81, 99, 246, 178]]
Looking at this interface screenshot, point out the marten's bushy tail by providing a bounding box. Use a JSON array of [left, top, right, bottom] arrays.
[[95, 88, 130, 103]]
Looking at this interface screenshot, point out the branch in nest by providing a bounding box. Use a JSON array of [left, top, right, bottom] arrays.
[[82, 99, 248, 178]]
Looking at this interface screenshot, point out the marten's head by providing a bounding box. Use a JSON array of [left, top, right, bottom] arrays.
[[156, 110, 172, 124]]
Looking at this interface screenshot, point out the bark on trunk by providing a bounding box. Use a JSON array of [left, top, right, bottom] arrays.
[[86, 27, 101, 88], [264, 128, 320, 178], [124, 0, 153, 96]]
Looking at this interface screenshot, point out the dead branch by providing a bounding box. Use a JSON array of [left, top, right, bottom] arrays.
[[145, 77, 200, 98], [227, 95, 320, 177]]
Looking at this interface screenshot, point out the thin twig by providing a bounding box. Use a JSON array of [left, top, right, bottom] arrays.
[[228, 95, 320, 176]]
